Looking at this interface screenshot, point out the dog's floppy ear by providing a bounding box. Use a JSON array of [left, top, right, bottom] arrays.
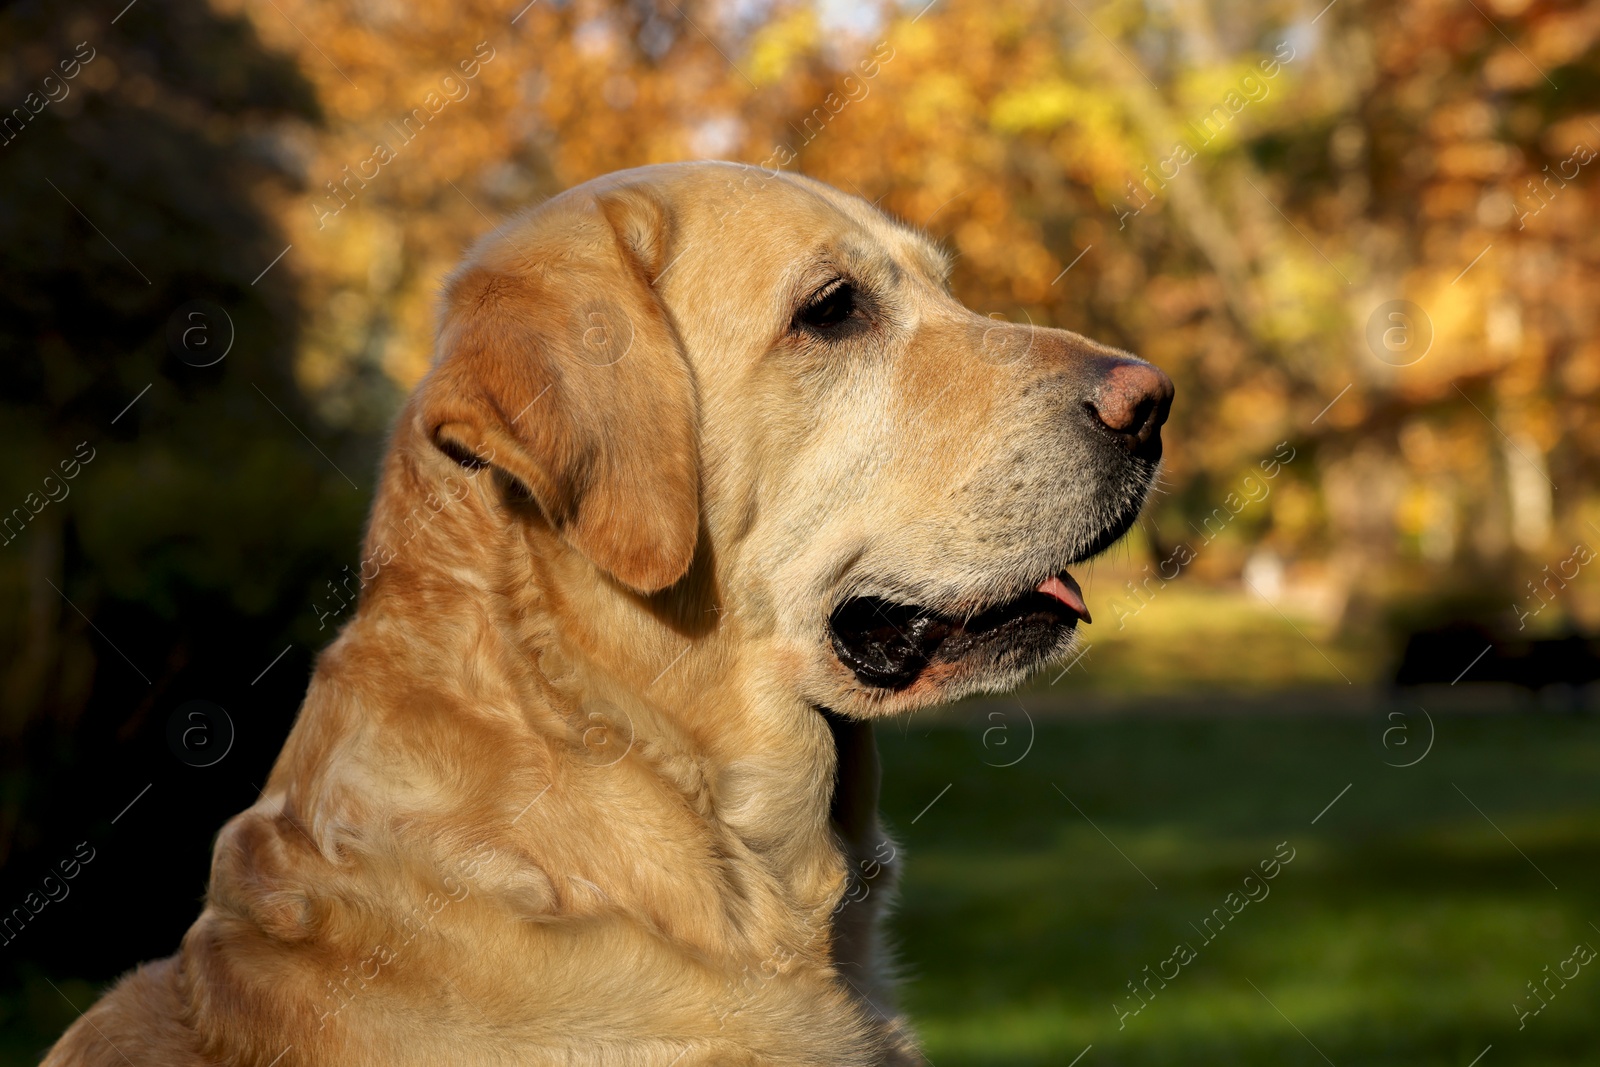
[[417, 186, 698, 594]]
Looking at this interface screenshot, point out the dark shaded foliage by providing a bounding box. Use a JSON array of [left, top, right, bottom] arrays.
[[0, 0, 367, 996]]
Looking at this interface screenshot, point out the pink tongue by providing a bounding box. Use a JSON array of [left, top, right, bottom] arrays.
[[1037, 573, 1091, 624]]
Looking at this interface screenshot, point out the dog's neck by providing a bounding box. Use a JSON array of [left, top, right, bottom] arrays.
[[271, 433, 855, 960]]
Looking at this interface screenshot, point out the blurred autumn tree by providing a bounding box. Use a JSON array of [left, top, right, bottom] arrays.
[[0, 0, 366, 992], [239, 0, 1600, 630]]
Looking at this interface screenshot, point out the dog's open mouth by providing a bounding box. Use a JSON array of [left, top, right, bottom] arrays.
[[828, 572, 1089, 690]]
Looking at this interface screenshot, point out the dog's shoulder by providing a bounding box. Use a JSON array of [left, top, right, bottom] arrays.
[[42, 957, 211, 1067]]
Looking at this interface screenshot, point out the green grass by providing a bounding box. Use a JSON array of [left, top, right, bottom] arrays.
[[877, 704, 1600, 1066], [8, 698, 1596, 1065], [1047, 583, 1384, 692]]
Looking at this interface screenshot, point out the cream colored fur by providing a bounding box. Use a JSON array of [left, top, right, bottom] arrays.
[[45, 162, 1156, 1067]]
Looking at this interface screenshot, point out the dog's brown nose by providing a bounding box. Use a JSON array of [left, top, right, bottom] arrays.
[[1085, 359, 1174, 460]]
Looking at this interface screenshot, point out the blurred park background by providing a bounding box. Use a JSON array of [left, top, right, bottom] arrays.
[[2, 0, 1599, 1062]]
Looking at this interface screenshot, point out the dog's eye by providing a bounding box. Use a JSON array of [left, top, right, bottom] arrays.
[[794, 280, 856, 332]]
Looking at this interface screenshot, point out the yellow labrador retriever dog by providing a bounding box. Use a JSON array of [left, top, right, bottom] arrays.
[[46, 162, 1171, 1066]]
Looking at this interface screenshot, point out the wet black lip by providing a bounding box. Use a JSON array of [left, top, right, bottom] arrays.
[[828, 587, 1079, 690]]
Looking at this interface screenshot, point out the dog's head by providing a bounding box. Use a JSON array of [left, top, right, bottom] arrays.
[[411, 162, 1171, 717]]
